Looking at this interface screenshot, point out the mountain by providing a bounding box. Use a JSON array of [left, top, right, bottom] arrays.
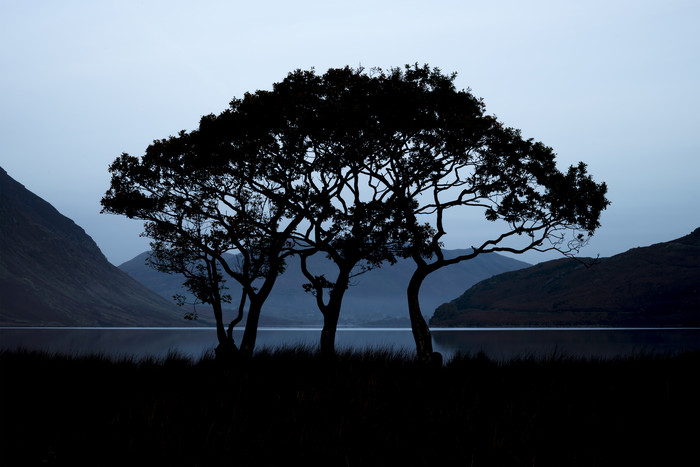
[[431, 229, 700, 327], [120, 249, 530, 327], [0, 167, 183, 326]]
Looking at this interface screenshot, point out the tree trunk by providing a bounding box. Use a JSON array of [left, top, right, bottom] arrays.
[[239, 298, 262, 358], [227, 288, 246, 340], [320, 308, 340, 358], [318, 268, 351, 358], [238, 268, 280, 358], [211, 299, 228, 349], [407, 267, 435, 362], [209, 275, 239, 361]]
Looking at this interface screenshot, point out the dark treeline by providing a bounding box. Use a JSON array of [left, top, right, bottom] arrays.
[[2, 349, 698, 466]]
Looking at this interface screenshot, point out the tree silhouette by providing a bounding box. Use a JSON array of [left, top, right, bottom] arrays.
[[345, 65, 609, 360], [102, 64, 608, 360], [101, 129, 303, 357], [145, 216, 241, 357]]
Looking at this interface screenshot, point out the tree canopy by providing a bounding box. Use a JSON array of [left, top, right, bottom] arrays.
[[102, 64, 609, 360]]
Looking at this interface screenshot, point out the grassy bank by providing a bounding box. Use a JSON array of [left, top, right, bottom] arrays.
[[1, 348, 699, 466]]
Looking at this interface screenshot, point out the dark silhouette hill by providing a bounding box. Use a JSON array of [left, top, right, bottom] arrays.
[[0, 167, 183, 326], [120, 249, 530, 327], [431, 229, 700, 327]]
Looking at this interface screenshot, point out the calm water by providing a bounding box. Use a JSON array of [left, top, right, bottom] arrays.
[[1, 327, 699, 361]]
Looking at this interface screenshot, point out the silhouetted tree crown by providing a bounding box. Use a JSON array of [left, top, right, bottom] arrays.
[[102, 64, 609, 359]]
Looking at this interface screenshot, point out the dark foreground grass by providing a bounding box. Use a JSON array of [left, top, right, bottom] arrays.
[[1, 348, 699, 467]]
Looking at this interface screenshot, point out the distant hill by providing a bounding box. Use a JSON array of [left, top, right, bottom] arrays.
[[430, 229, 700, 327], [120, 249, 530, 327], [0, 167, 183, 326]]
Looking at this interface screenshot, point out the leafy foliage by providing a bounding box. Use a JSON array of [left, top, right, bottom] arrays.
[[102, 64, 608, 357]]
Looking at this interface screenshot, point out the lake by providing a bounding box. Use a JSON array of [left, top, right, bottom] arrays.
[[1, 327, 699, 360]]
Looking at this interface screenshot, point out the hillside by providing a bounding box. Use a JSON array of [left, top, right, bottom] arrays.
[[431, 229, 700, 327], [0, 167, 183, 326], [120, 249, 530, 327]]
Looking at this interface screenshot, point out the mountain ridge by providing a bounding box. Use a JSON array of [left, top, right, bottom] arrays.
[[119, 249, 531, 327], [0, 167, 183, 326], [430, 228, 700, 327]]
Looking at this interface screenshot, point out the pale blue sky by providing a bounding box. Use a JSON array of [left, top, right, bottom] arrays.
[[1, 1, 698, 265]]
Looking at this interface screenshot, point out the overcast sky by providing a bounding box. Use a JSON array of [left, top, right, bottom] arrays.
[[1, 1, 698, 266]]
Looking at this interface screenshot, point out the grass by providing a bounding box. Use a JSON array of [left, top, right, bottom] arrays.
[[1, 347, 699, 466]]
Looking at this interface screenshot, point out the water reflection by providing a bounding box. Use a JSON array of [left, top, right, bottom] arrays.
[[1, 327, 699, 361], [431, 328, 700, 360]]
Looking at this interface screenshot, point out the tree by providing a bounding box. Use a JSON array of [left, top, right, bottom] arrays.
[[347, 65, 609, 361], [101, 127, 303, 357], [145, 216, 243, 358], [102, 64, 608, 362]]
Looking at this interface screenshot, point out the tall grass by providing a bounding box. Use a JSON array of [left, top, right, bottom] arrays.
[[1, 347, 698, 466]]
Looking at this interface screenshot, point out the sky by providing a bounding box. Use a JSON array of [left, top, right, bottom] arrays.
[[1, 1, 698, 266]]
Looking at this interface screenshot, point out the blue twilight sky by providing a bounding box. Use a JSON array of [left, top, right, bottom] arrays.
[[1, 1, 698, 266]]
